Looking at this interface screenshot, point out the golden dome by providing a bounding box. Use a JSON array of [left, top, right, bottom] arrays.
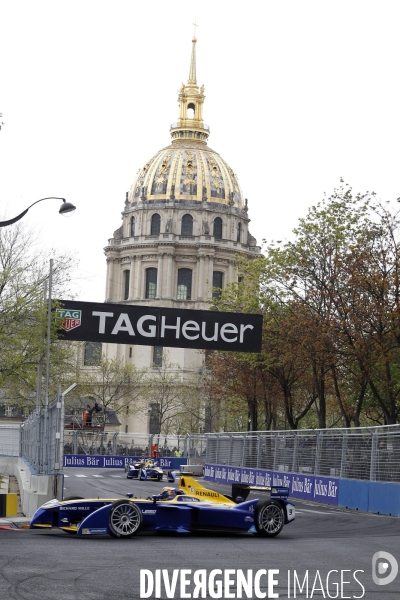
[[127, 36, 245, 210], [128, 142, 244, 208]]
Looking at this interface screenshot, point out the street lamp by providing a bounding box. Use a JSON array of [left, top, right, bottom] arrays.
[[0, 197, 76, 227]]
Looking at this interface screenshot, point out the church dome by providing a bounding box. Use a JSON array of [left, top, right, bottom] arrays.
[[128, 142, 244, 209], [127, 36, 245, 210]]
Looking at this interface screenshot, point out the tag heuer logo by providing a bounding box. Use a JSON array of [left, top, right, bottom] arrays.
[[55, 308, 82, 332]]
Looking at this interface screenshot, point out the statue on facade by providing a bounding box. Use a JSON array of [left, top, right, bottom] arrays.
[[202, 220, 210, 235]]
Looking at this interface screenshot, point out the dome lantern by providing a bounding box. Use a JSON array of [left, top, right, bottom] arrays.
[[170, 35, 210, 144]]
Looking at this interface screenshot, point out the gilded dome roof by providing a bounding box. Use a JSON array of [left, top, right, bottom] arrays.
[[128, 141, 244, 208], [127, 36, 245, 210]]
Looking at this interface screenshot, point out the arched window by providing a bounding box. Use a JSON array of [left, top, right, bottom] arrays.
[[177, 268, 192, 300], [145, 268, 157, 299], [213, 217, 222, 239], [123, 270, 130, 300], [212, 271, 223, 299], [187, 103, 195, 119], [237, 221, 242, 242], [84, 342, 102, 366], [130, 216, 135, 237], [181, 214, 193, 236], [151, 214, 161, 235]]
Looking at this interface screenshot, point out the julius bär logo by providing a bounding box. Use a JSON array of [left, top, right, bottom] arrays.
[[55, 308, 82, 332]]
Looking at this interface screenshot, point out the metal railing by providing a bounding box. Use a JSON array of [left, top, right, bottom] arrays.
[[20, 395, 65, 474], [6, 417, 400, 484], [0, 425, 20, 456], [204, 425, 400, 483], [63, 431, 208, 460]]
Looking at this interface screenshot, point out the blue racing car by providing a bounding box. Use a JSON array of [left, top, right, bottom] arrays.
[[30, 475, 295, 539], [126, 459, 164, 481]]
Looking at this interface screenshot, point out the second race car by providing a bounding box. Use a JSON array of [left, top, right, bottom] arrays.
[[126, 459, 164, 481]]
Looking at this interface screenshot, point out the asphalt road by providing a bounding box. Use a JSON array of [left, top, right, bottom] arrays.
[[0, 467, 399, 600]]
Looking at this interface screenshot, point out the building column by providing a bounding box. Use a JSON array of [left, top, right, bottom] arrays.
[[207, 254, 214, 299], [198, 255, 205, 300], [105, 258, 114, 301], [156, 252, 164, 299], [166, 253, 173, 298], [116, 261, 123, 301], [129, 257, 135, 299], [228, 259, 234, 284], [134, 255, 142, 299]]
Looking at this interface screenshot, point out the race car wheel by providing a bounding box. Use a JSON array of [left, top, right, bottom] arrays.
[[255, 501, 284, 537], [108, 501, 142, 538], [158, 474, 163, 481]]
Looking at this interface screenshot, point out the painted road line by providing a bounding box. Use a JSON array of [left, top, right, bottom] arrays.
[[75, 475, 87, 478]]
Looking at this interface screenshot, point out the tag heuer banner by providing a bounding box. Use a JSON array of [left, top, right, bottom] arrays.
[[55, 300, 262, 353]]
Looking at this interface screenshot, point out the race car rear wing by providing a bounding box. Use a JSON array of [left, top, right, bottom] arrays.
[[177, 474, 290, 504]]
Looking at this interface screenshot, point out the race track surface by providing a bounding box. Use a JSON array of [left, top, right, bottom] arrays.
[[0, 467, 399, 599]]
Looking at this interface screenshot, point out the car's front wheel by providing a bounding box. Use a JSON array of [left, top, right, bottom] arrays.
[[255, 501, 284, 537], [108, 501, 142, 538]]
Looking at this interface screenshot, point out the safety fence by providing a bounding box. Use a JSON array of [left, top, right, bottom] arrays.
[[63, 431, 207, 461], [204, 425, 400, 483], [3, 419, 400, 485], [0, 425, 20, 457], [19, 395, 65, 475]]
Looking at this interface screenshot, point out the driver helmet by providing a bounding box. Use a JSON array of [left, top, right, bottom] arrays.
[[160, 487, 177, 499]]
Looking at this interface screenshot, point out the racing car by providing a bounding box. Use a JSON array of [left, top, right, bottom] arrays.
[[126, 459, 164, 481], [30, 475, 295, 538]]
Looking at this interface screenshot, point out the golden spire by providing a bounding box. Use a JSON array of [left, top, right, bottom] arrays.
[[188, 21, 197, 84], [170, 30, 210, 145]]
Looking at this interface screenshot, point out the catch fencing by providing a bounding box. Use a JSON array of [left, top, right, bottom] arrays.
[[63, 430, 207, 460], [204, 425, 400, 483], [19, 395, 65, 475], [3, 415, 400, 484], [0, 425, 20, 457]]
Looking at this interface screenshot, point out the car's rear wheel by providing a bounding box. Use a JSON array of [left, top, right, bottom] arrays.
[[255, 501, 284, 537], [108, 501, 142, 538]]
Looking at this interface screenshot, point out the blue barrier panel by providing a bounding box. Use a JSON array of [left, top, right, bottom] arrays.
[[338, 479, 370, 511], [369, 482, 400, 517], [64, 454, 187, 469], [204, 464, 340, 506], [159, 457, 187, 470]]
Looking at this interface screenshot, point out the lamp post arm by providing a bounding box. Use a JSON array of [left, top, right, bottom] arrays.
[[0, 197, 66, 227]]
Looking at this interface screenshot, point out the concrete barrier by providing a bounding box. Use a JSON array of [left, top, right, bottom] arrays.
[[0, 456, 63, 518], [338, 479, 370, 512]]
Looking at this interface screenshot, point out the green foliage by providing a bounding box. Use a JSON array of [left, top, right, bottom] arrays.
[[74, 353, 146, 420], [208, 182, 400, 429], [0, 223, 77, 408]]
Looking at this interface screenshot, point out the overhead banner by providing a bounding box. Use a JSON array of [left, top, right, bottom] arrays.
[[55, 300, 263, 353]]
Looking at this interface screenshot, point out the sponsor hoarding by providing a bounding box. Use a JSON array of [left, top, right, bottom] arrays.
[[204, 463, 340, 505], [54, 300, 262, 352]]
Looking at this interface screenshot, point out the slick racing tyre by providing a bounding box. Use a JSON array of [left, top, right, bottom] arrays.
[[255, 501, 284, 537], [108, 501, 142, 538]]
